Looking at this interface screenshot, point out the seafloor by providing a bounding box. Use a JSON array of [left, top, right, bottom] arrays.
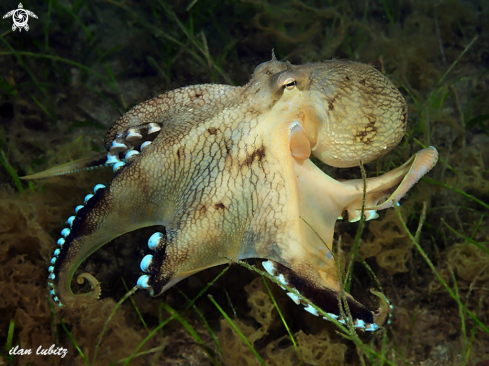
[[0, 0, 488, 365]]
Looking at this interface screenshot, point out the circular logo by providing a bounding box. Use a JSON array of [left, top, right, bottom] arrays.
[[12, 9, 29, 28], [3, 3, 38, 32]]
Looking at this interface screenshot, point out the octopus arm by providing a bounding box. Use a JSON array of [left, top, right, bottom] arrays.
[[258, 147, 438, 326], [49, 158, 171, 308]]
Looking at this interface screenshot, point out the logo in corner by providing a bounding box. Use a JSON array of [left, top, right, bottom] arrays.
[[3, 3, 38, 32]]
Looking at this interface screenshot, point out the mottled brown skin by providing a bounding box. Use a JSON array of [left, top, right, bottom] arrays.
[[47, 57, 438, 330]]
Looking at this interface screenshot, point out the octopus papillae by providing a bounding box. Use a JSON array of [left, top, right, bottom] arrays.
[[36, 57, 438, 332]]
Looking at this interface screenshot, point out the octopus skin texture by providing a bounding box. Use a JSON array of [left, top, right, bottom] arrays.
[[45, 57, 438, 332]]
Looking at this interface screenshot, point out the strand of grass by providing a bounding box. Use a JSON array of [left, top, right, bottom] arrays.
[[48, 301, 60, 347], [0, 150, 23, 193], [149, 344, 163, 366], [344, 160, 367, 292], [200, 32, 211, 70], [160, 302, 220, 366], [381, 0, 394, 25], [261, 275, 301, 362], [26, 180, 34, 191], [0, 51, 111, 84], [159, 1, 233, 84], [466, 264, 489, 306], [190, 266, 230, 308], [178, 289, 223, 355], [217, 40, 238, 68], [123, 314, 174, 366], [123, 266, 229, 366], [208, 295, 265, 366], [429, 205, 486, 218], [395, 78, 421, 113], [336, 262, 360, 352], [114, 346, 166, 365], [147, 56, 169, 83], [402, 134, 458, 175], [0, 37, 40, 86], [224, 289, 237, 319], [355, 257, 384, 309], [441, 219, 489, 255], [0, 29, 12, 38], [158, 305, 165, 338], [0, 38, 56, 121], [114, 0, 231, 86], [1, 319, 15, 363], [60, 4, 119, 92], [0, 38, 58, 119], [121, 277, 149, 331], [424, 177, 489, 210], [107, 0, 209, 77], [341, 318, 412, 366], [389, 345, 414, 366], [438, 34, 478, 85], [336, 257, 358, 336], [93, 286, 138, 365], [470, 214, 484, 239], [450, 267, 467, 353], [56, 312, 90, 366], [451, 85, 466, 133], [336, 328, 399, 366], [394, 78, 458, 175], [394, 203, 489, 333], [301, 218, 337, 262], [44, 0, 52, 51], [465, 296, 484, 364], [359, 257, 383, 293], [405, 305, 418, 354], [433, 6, 447, 65], [82, 84, 125, 116], [31, 94, 55, 122], [379, 330, 389, 366], [414, 197, 427, 243], [186, 0, 200, 11]]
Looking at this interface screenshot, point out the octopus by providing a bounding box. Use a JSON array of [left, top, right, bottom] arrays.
[[39, 57, 438, 332]]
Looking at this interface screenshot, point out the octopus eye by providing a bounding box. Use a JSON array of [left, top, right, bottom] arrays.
[[283, 78, 297, 90]]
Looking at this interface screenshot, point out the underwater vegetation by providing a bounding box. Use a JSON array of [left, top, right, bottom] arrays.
[[0, 0, 488, 365]]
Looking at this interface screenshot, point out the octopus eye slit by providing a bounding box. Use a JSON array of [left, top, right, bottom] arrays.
[[283, 78, 297, 90]]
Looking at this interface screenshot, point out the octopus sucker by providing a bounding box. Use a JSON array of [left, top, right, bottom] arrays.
[[33, 57, 437, 330]]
